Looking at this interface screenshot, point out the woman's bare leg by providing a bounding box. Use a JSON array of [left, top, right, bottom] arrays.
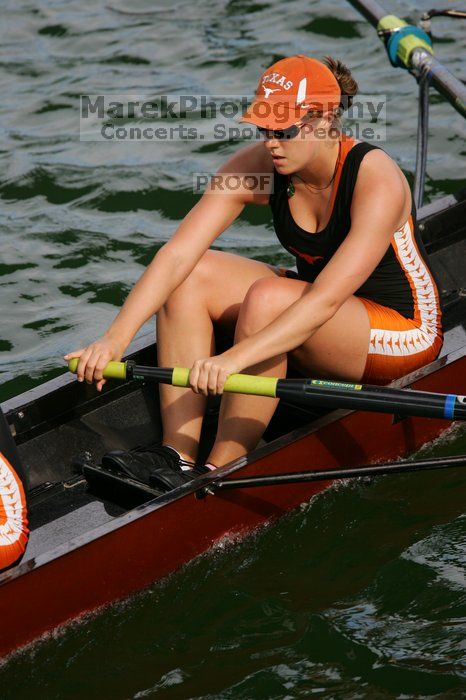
[[156, 250, 278, 462], [207, 276, 370, 466]]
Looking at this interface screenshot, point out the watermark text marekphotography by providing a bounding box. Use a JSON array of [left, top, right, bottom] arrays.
[[80, 94, 387, 142]]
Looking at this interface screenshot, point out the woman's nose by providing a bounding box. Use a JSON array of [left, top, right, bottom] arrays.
[[263, 136, 280, 149]]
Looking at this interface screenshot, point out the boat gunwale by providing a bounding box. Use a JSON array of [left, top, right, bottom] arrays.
[[1, 341, 465, 589], [0, 332, 153, 417]]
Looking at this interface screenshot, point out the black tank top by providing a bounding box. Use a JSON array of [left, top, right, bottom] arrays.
[[269, 138, 441, 320]]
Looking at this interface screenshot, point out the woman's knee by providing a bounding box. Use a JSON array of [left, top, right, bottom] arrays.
[[237, 278, 287, 336]]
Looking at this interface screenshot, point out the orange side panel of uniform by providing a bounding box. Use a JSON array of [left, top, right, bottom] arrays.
[[0, 452, 29, 570]]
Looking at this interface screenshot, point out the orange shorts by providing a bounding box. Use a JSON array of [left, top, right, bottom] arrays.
[[276, 268, 443, 386], [358, 297, 443, 385]]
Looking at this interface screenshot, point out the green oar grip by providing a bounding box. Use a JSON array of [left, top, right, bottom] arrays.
[[68, 358, 128, 380], [172, 367, 278, 397], [67, 360, 277, 396]]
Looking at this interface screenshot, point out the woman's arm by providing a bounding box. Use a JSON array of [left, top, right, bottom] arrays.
[[190, 150, 410, 392], [65, 143, 272, 388]]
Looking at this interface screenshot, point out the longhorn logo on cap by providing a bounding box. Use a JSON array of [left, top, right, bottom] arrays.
[[263, 87, 280, 99]]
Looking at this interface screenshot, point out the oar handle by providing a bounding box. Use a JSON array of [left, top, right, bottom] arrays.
[[67, 358, 128, 380], [171, 368, 277, 396], [67, 359, 278, 397]]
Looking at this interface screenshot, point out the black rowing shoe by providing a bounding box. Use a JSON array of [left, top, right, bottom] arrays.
[[101, 444, 206, 492]]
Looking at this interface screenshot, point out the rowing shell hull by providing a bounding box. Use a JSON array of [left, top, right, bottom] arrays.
[[0, 348, 464, 659]]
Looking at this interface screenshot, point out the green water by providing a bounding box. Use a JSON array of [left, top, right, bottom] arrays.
[[0, 0, 465, 696]]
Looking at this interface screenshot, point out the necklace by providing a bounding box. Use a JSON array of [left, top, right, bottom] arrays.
[[287, 143, 341, 198]]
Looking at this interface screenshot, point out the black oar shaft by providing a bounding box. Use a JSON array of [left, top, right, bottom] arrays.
[[348, 0, 384, 23], [125, 364, 466, 422], [276, 379, 466, 421], [127, 364, 172, 383], [210, 455, 466, 492]]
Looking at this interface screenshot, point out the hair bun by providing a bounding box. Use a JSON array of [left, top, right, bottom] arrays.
[[322, 56, 358, 112]]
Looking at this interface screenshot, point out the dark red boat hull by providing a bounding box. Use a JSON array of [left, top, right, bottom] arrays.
[[1, 351, 465, 658]]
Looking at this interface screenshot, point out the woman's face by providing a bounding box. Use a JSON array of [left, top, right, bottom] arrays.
[[261, 114, 335, 174]]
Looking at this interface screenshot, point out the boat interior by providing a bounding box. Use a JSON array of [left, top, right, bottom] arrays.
[[1, 189, 465, 577]]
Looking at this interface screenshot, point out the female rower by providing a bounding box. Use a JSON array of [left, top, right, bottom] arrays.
[[65, 55, 443, 491]]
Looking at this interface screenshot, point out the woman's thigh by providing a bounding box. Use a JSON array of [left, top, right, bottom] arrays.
[[240, 275, 371, 382], [183, 249, 280, 334], [291, 294, 370, 381]]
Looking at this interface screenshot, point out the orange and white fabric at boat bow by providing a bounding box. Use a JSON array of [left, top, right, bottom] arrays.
[[0, 452, 29, 570]]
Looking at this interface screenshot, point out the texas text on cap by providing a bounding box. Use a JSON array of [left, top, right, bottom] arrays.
[[240, 55, 341, 130]]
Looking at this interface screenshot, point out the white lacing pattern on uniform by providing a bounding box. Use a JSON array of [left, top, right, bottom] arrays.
[[0, 453, 25, 547], [368, 220, 439, 357]]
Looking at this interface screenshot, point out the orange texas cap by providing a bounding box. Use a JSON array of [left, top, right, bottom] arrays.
[[240, 55, 341, 129]]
